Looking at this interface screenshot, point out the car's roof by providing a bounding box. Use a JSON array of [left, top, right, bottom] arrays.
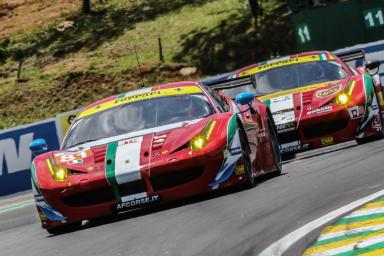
[[77, 81, 204, 120]]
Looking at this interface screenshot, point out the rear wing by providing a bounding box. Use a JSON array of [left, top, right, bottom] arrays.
[[335, 49, 366, 63], [203, 75, 254, 90]]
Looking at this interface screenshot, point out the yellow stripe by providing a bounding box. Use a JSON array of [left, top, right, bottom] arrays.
[[359, 247, 384, 256], [360, 202, 384, 210], [322, 216, 384, 234], [257, 81, 338, 101], [78, 86, 203, 119], [303, 230, 384, 255], [239, 55, 322, 77]]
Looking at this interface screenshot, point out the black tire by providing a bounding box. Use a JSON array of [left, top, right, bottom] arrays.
[[46, 221, 82, 235], [267, 114, 282, 175], [239, 128, 255, 188]]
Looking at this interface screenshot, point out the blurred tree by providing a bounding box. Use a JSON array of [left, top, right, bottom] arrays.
[[83, 0, 91, 13]]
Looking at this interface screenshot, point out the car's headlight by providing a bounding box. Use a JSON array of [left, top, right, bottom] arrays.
[[190, 120, 216, 151], [335, 93, 350, 105], [46, 158, 68, 182]]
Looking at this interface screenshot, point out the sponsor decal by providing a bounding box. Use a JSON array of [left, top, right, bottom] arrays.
[[307, 105, 333, 115], [280, 141, 309, 153], [315, 85, 340, 98], [235, 165, 245, 175], [276, 122, 296, 132], [239, 55, 321, 77], [116, 194, 159, 211], [372, 114, 382, 131], [348, 106, 361, 119], [54, 148, 92, 164], [257, 128, 266, 138], [78, 86, 203, 119], [229, 146, 242, 155], [320, 136, 334, 146]]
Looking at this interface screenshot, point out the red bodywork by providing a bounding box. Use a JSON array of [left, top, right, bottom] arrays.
[[32, 81, 279, 230], [228, 51, 384, 153]]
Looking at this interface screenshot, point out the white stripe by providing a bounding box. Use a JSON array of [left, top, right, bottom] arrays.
[[318, 224, 384, 242], [115, 137, 143, 184], [309, 233, 384, 256], [258, 188, 384, 256], [344, 207, 384, 219]]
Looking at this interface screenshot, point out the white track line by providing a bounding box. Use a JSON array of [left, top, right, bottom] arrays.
[[258, 188, 384, 256]]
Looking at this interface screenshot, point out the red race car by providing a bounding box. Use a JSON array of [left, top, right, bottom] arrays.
[[206, 51, 384, 157], [29, 81, 281, 233]]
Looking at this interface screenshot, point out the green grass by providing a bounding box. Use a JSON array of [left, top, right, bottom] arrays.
[[0, 0, 292, 130]]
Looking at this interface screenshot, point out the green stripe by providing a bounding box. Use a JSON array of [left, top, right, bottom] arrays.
[[334, 241, 384, 256], [333, 213, 384, 226], [105, 142, 121, 202], [0, 199, 34, 214], [361, 75, 375, 125], [314, 230, 380, 247], [30, 162, 41, 194], [319, 54, 324, 61], [263, 99, 271, 109], [227, 115, 237, 146]]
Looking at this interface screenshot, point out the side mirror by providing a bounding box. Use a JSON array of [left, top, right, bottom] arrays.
[[29, 139, 48, 154], [366, 60, 381, 75], [235, 92, 255, 106]]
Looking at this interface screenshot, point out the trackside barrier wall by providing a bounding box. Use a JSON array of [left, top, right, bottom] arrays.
[[0, 110, 79, 197]]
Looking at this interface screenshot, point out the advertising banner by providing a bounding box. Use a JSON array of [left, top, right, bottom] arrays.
[[0, 120, 60, 196]]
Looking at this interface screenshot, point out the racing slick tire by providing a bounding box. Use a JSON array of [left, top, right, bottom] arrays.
[[46, 221, 82, 235], [356, 89, 384, 144], [239, 128, 255, 188], [267, 114, 282, 176]]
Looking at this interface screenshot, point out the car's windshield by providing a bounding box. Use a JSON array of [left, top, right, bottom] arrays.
[[222, 60, 349, 99], [62, 94, 215, 149]]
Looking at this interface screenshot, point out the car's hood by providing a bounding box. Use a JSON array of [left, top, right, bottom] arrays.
[[258, 79, 349, 132], [47, 118, 213, 172]]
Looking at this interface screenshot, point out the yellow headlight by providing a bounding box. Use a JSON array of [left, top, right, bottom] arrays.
[[335, 93, 349, 105], [190, 120, 216, 151], [46, 158, 68, 182]]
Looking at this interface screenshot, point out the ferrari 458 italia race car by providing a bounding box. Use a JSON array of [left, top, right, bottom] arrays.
[[29, 81, 282, 233], [206, 51, 384, 156]]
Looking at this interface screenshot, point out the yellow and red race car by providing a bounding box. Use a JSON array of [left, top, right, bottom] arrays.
[[29, 81, 282, 234], [205, 51, 384, 156]]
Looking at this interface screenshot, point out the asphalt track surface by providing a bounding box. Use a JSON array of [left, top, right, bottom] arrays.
[[1, 140, 384, 256]]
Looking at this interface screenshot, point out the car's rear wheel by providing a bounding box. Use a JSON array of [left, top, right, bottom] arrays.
[[239, 128, 255, 188], [46, 221, 82, 235], [267, 114, 282, 175]]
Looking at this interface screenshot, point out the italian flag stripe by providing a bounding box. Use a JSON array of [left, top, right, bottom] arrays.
[[105, 142, 121, 202], [227, 115, 238, 146], [31, 162, 41, 195]]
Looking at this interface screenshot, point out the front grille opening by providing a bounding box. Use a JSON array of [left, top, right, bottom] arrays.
[[62, 187, 115, 207], [303, 118, 349, 139], [150, 166, 204, 191], [119, 180, 147, 196], [278, 130, 301, 145]]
